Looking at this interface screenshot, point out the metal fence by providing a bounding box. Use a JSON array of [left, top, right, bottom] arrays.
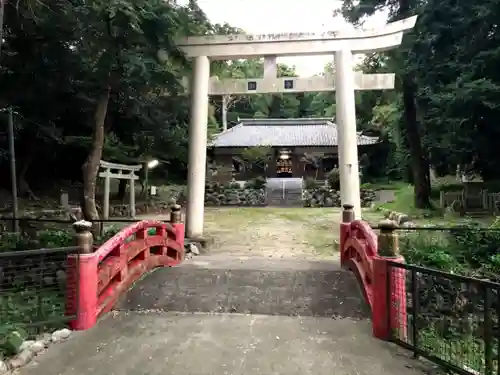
[[0, 216, 159, 242], [388, 261, 500, 375], [0, 216, 149, 230], [0, 246, 80, 335]]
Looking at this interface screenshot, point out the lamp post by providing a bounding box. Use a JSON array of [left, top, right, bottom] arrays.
[[144, 159, 159, 198]]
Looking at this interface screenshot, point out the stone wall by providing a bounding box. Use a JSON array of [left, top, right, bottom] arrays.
[[105, 200, 173, 217], [204, 182, 378, 208], [205, 182, 266, 206], [302, 187, 377, 208], [0, 199, 177, 224]]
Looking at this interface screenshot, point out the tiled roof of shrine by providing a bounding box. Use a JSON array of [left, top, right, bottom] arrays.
[[209, 118, 379, 148]]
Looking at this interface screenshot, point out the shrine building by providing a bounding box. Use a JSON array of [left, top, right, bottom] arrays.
[[207, 117, 379, 182]]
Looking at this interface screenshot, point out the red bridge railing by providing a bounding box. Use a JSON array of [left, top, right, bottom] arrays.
[[340, 204, 407, 340], [66, 205, 185, 330]]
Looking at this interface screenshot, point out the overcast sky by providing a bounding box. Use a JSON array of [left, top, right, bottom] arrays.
[[178, 0, 388, 76]]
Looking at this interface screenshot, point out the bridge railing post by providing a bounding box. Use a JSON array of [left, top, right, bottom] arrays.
[[67, 220, 99, 331], [170, 204, 185, 249], [372, 220, 406, 341], [340, 204, 354, 266]]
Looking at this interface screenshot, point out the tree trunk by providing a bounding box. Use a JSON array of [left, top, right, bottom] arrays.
[[401, 76, 431, 208], [82, 86, 110, 222], [18, 154, 38, 200], [398, 0, 431, 209], [222, 95, 228, 131]]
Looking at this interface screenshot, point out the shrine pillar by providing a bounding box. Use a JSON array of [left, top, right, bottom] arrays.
[[186, 56, 210, 238], [335, 49, 362, 219]]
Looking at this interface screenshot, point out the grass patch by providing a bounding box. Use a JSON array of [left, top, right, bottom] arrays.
[[365, 180, 447, 221], [204, 207, 273, 227], [1, 289, 66, 332], [369, 178, 496, 226], [363, 180, 409, 191], [411, 325, 492, 375], [203, 207, 341, 257], [305, 222, 337, 255], [374, 183, 443, 218], [272, 208, 340, 256]]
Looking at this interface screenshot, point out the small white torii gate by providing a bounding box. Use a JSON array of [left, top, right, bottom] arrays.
[[99, 160, 142, 219], [176, 16, 418, 238]]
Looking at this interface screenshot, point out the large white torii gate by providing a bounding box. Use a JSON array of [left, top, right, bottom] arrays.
[[177, 16, 417, 238]]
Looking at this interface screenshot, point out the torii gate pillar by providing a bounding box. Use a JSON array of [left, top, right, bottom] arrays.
[[335, 49, 361, 218], [186, 56, 210, 238]]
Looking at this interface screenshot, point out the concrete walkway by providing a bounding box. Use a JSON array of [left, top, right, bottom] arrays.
[[19, 255, 429, 375], [18, 209, 429, 375], [20, 311, 427, 375]]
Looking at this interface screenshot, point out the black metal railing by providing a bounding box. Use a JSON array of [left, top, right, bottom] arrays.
[[0, 216, 166, 245], [0, 246, 80, 335], [0, 216, 157, 231], [388, 261, 500, 375]]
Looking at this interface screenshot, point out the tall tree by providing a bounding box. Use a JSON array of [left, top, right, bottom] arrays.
[[338, 0, 432, 207]]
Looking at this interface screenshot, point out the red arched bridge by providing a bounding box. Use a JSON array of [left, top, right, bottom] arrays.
[[11, 204, 498, 375], [68, 206, 404, 340]]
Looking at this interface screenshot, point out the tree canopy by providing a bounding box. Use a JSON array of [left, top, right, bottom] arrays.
[[0, 0, 498, 213]]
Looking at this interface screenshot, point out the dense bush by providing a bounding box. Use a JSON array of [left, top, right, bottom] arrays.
[[303, 177, 319, 190], [326, 168, 340, 190], [244, 177, 266, 190], [399, 224, 500, 278], [0, 224, 122, 356], [0, 226, 121, 253], [303, 187, 376, 208]]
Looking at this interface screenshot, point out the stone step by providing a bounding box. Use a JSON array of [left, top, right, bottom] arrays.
[[266, 199, 303, 207], [267, 190, 302, 195], [267, 192, 303, 197], [118, 256, 369, 319], [267, 195, 302, 201], [266, 198, 302, 203]]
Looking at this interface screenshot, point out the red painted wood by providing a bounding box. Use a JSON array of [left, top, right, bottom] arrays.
[[66, 220, 185, 330], [340, 220, 407, 341]]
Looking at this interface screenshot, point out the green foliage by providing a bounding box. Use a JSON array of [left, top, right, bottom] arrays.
[[244, 177, 266, 190], [0, 0, 361, 191], [239, 147, 271, 173], [399, 226, 500, 277], [0, 225, 125, 355], [98, 226, 122, 242], [0, 229, 73, 252], [0, 327, 28, 356], [375, 182, 442, 218], [399, 231, 464, 272], [0, 226, 121, 253], [304, 177, 319, 190], [326, 168, 340, 190], [241, 147, 271, 165], [4, 0, 500, 222]]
